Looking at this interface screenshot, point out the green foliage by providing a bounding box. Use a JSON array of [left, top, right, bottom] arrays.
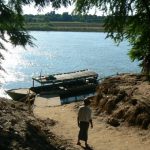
[[24, 21, 104, 32], [0, 0, 33, 48], [24, 12, 105, 23], [0, 0, 71, 70], [75, 0, 150, 75], [23, 13, 105, 32], [1, 0, 150, 75], [0, 0, 71, 50]]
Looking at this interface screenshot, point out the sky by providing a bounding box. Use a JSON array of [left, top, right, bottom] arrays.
[[23, 4, 103, 16], [23, 5, 74, 15]]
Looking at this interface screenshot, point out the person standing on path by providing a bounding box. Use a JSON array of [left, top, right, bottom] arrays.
[[77, 98, 93, 148]]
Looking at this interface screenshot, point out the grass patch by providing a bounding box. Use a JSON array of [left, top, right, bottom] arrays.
[[25, 21, 105, 32]]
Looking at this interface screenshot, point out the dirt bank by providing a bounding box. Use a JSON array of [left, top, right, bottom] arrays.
[[1, 73, 150, 150], [0, 98, 77, 150], [94, 73, 150, 129], [33, 73, 150, 150]]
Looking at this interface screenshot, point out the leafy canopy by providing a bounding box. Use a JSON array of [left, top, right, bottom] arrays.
[[74, 0, 150, 75], [0, 0, 71, 70], [0, 0, 150, 75]]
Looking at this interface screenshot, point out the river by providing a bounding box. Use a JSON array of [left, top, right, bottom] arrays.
[[0, 31, 140, 97]]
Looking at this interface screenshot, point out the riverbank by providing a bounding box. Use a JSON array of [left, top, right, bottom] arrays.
[[34, 102, 150, 150], [1, 73, 150, 150], [33, 73, 150, 150], [25, 22, 104, 32], [0, 98, 78, 150]]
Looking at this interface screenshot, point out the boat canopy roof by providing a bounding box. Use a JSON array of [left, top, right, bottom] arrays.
[[32, 69, 98, 85]]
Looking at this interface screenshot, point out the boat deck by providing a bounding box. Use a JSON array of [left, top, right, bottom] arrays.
[[32, 69, 98, 86], [6, 69, 98, 102], [10, 88, 30, 94]]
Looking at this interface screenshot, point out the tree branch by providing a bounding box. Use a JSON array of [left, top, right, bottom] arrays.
[[142, 0, 150, 22]]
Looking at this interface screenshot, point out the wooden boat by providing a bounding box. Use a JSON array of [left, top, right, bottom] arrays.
[[32, 69, 98, 86], [6, 88, 35, 102], [6, 69, 99, 101], [30, 82, 98, 99]]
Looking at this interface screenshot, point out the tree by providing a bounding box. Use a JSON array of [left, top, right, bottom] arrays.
[[62, 12, 72, 21], [0, 0, 71, 70], [75, 0, 150, 75], [1, 0, 150, 75]]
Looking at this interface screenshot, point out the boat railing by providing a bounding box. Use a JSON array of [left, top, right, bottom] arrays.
[[32, 76, 98, 86]]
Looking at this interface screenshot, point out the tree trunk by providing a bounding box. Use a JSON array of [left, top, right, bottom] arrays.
[[142, 54, 150, 76]]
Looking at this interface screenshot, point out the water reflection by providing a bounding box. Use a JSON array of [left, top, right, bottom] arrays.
[[0, 31, 140, 98]]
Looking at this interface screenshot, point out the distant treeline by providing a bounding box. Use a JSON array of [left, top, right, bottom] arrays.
[[24, 11, 105, 23], [24, 11, 105, 32]]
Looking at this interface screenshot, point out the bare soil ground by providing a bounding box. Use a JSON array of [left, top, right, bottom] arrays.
[[0, 98, 77, 150], [34, 102, 150, 150], [1, 73, 150, 150], [34, 73, 150, 150]]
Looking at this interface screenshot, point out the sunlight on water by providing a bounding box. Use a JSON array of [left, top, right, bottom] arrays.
[[0, 32, 140, 98], [1, 46, 26, 82]]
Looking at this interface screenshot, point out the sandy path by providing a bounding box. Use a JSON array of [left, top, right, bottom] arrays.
[[33, 102, 150, 150]]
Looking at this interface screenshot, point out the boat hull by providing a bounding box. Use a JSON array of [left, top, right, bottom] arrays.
[[6, 70, 99, 102], [30, 83, 97, 96], [6, 88, 31, 102], [6, 83, 98, 102]]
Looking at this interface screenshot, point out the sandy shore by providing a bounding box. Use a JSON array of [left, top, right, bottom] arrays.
[[1, 73, 150, 150], [33, 101, 150, 150]]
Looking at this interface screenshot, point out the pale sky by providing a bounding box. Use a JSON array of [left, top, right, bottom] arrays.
[[23, 4, 103, 15], [23, 5, 74, 15]]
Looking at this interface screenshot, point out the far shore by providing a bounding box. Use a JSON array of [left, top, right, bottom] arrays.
[[25, 21, 105, 32]]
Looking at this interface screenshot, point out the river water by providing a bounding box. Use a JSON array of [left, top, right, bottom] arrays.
[[0, 31, 140, 97]]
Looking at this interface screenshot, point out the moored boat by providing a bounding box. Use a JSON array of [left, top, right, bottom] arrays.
[[6, 69, 99, 101], [6, 88, 35, 102]]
